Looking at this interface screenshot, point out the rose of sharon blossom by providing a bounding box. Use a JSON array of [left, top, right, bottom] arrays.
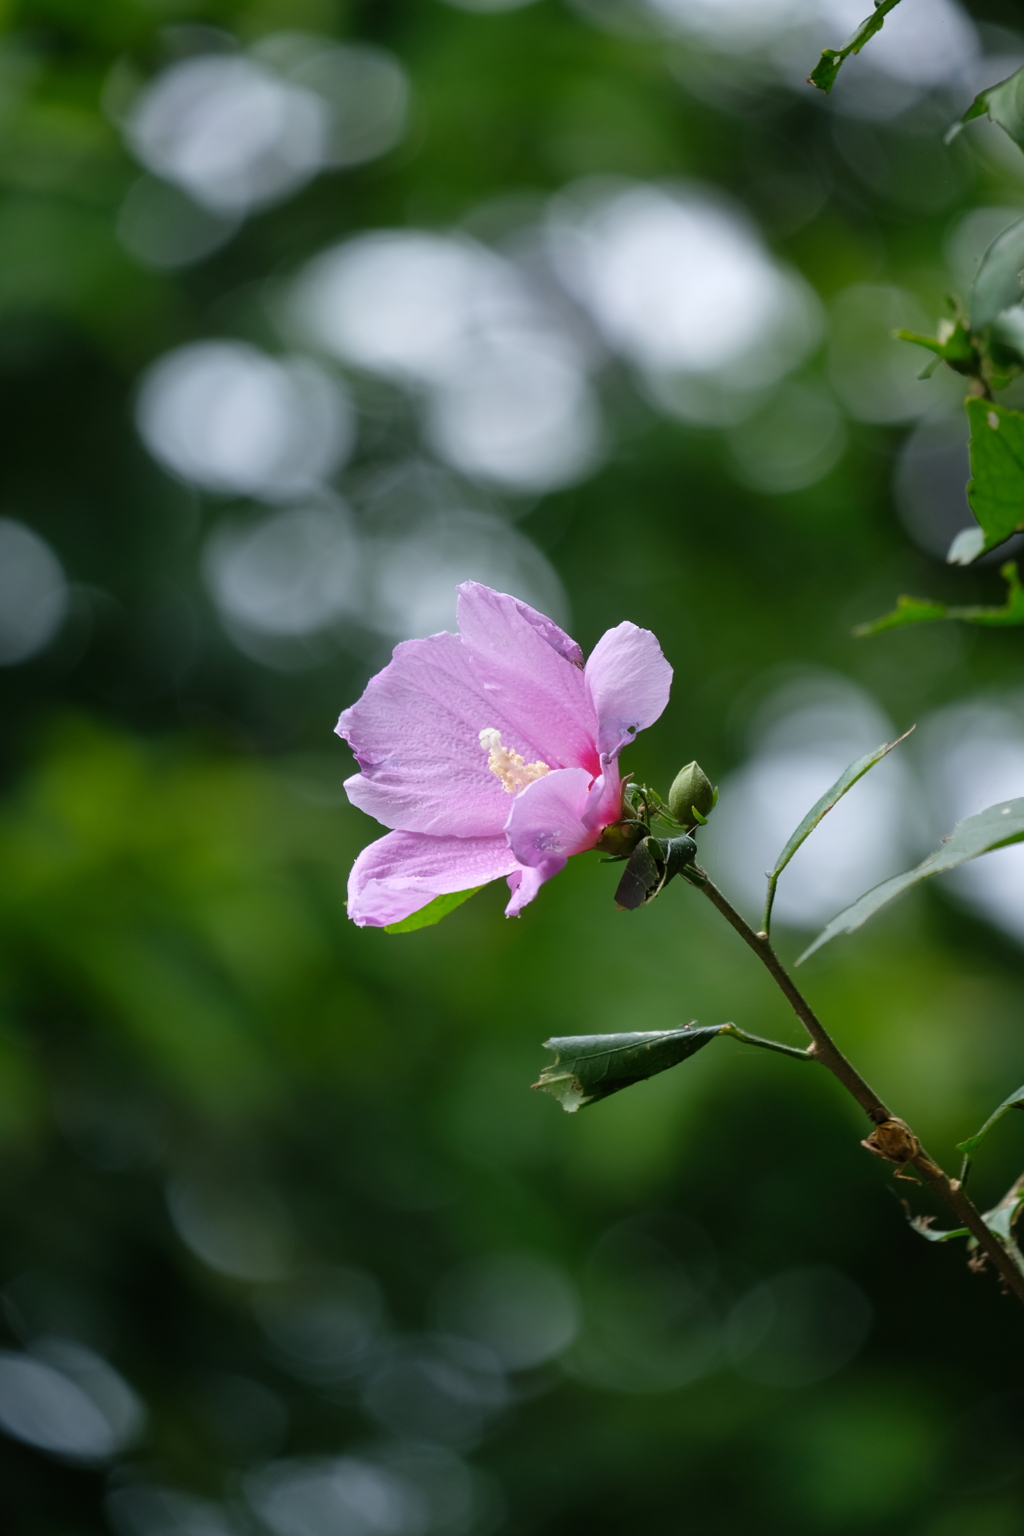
[[338, 582, 672, 926]]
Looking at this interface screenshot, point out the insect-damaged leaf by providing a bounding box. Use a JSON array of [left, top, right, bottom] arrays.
[[763, 732, 912, 930], [807, 0, 903, 93], [532, 1025, 726, 1113], [855, 562, 1024, 635], [614, 834, 697, 911], [957, 1084, 1024, 1155], [798, 798, 1024, 963], [385, 886, 482, 933]]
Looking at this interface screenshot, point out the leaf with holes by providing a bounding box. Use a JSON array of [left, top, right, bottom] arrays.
[[533, 1025, 725, 1113], [798, 798, 1024, 963]]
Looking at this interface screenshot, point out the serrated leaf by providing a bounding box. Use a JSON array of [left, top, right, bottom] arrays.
[[384, 886, 482, 934], [532, 1025, 725, 1113], [764, 732, 912, 930], [807, 0, 903, 93], [798, 798, 1024, 963], [855, 561, 1024, 635], [962, 399, 1024, 558], [957, 1084, 1024, 1155], [969, 216, 1024, 330], [948, 65, 1024, 159]]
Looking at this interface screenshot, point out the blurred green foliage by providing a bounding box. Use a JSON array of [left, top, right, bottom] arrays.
[[4, 0, 1024, 1533]]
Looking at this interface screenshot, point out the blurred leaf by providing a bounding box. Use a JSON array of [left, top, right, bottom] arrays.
[[808, 0, 903, 93], [948, 66, 1024, 159], [384, 887, 482, 934], [798, 798, 1024, 963], [969, 217, 1024, 330], [957, 1084, 1024, 1155], [763, 731, 912, 931], [533, 1024, 725, 1113], [856, 561, 1024, 634]]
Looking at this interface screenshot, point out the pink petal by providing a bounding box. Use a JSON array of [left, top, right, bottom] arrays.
[[347, 830, 519, 927], [339, 587, 604, 837], [458, 580, 584, 667], [585, 622, 673, 758], [504, 766, 596, 870], [339, 630, 546, 838], [455, 583, 600, 776], [582, 760, 624, 832], [504, 864, 557, 917]]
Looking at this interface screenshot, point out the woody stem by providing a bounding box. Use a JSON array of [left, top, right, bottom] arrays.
[[694, 868, 1024, 1307]]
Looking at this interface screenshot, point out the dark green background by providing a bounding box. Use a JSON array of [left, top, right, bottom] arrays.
[[3, 0, 1024, 1531]]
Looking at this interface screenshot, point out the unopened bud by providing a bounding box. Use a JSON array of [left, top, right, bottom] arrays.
[[667, 761, 717, 829]]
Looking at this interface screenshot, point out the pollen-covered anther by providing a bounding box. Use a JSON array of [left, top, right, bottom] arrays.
[[479, 727, 551, 794]]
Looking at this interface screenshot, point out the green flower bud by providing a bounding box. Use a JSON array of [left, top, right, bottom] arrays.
[[667, 761, 717, 829]]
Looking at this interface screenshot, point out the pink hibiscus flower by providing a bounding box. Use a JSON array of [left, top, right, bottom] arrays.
[[338, 581, 673, 926]]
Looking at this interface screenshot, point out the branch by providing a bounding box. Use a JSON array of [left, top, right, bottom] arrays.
[[694, 869, 1024, 1307]]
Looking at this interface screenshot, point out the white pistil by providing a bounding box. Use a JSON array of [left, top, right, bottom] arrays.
[[479, 727, 550, 794]]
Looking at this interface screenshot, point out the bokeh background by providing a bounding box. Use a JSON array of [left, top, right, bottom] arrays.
[[4, 0, 1024, 1530]]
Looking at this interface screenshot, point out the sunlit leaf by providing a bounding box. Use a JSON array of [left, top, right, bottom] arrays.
[[959, 399, 1024, 559], [855, 561, 1024, 635], [948, 65, 1024, 158], [384, 887, 482, 934], [532, 1025, 725, 1113], [807, 0, 903, 93], [957, 1084, 1024, 1155], [763, 731, 912, 931], [798, 798, 1024, 963]]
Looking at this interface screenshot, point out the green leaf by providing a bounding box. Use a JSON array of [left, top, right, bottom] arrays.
[[763, 731, 913, 932], [961, 398, 1024, 558], [855, 561, 1024, 635], [384, 887, 482, 934], [808, 0, 903, 93], [907, 1192, 1024, 1249], [798, 797, 1024, 963], [532, 1024, 725, 1113], [614, 834, 697, 911], [969, 216, 1024, 330], [909, 1216, 970, 1243], [957, 1084, 1024, 1155], [948, 65, 1024, 159]]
